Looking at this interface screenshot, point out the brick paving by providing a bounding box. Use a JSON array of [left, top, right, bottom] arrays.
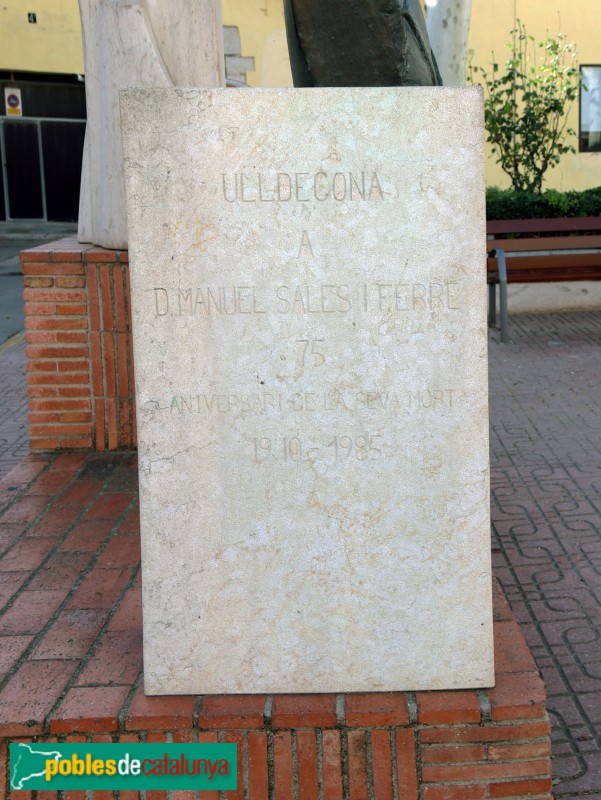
[[0, 310, 600, 797]]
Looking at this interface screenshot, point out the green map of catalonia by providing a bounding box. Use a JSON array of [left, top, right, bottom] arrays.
[[11, 742, 62, 789]]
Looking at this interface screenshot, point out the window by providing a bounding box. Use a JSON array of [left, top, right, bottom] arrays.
[[580, 66, 601, 152]]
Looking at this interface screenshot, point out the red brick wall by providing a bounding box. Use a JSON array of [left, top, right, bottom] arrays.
[[22, 238, 136, 451]]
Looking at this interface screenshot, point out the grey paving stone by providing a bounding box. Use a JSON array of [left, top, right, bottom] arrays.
[[0, 337, 28, 480], [490, 311, 601, 798]]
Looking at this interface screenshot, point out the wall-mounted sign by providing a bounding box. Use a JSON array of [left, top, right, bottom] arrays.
[[5, 88, 22, 116]]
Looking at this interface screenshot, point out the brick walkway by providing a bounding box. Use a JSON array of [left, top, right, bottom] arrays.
[[0, 310, 600, 797]]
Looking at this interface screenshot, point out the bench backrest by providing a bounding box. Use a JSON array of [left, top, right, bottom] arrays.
[[487, 217, 601, 236]]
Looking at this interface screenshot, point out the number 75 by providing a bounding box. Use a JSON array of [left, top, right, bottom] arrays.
[[297, 338, 325, 368]]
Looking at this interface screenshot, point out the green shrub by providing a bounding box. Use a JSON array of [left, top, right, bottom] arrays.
[[486, 186, 601, 220], [469, 22, 582, 194]]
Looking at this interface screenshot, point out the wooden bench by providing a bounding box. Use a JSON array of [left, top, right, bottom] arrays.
[[486, 217, 601, 342]]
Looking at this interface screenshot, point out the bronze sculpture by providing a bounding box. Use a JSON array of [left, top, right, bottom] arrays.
[[284, 0, 442, 88]]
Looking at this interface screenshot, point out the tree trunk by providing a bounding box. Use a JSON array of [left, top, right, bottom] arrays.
[[426, 0, 472, 86]]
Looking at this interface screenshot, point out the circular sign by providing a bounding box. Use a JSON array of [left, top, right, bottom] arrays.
[[6, 94, 20, 109]]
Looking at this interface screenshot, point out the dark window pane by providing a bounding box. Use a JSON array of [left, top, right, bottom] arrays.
[[4, 121, 43, 219], [41, 121, 86, 222]]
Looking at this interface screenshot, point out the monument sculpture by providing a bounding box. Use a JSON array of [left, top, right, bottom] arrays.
[[283, 0, 442, 87], [77, 0, 225, 250]]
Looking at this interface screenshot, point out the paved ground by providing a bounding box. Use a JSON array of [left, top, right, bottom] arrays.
[[0, 224, 76, 345], [0, 232, 40, 478], [489, 311, 601, 798], [0, 243, 31, 344], [0, 309, 600, 796], [0, 227, 76, 477], [0, 336, 28, 478]]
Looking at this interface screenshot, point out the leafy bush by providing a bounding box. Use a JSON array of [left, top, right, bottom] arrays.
[[486, 186, 601, 220], [470, 22, 582, 193]]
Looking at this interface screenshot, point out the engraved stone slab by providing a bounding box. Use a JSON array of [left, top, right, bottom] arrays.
[[120, 87, 494, 695]]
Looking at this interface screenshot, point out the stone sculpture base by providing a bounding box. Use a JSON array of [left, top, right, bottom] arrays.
[[120, 87, 493, 694]]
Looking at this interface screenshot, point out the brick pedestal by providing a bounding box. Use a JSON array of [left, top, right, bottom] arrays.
[[21, 238, 135, 451]]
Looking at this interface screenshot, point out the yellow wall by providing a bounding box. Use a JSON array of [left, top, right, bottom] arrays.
[[0, 0, 290, 86], [221, 0, 291, 86], [468, 0, 600, 190], [0, 0, 83, 74], [1, 0, 596, 191]]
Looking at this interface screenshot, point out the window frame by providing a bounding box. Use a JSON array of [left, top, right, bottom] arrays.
[[579, 64, 601, 153]]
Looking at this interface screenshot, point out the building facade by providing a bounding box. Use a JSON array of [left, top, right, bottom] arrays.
[[0, 0, 598, 221], [0, 1, 86, 221]]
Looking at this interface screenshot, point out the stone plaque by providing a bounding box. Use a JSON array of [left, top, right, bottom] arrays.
[[120, 87, 494, 694]]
